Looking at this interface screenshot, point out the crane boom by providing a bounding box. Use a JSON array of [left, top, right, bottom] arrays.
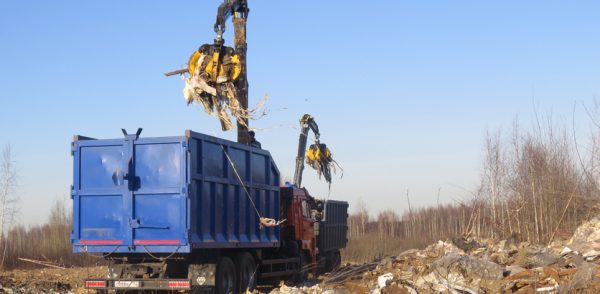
[[293, 114, 320, 188], [215, 0, 251, 144], [167, 0, 251, 143], [214, 0, 249, 44]]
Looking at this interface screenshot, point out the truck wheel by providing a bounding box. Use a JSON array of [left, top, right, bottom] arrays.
[[294, 251, 310, 284], [325, 251, 342, 272], [235, 252, 257, 293], [215, 256, 237, 294], [324, 252, 334, 273], [332, 251, 342, 270]]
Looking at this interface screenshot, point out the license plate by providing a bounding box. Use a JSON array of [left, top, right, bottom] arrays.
[[114, 281, 141, 288]]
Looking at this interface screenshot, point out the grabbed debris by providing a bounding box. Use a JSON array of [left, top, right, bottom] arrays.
[[182, 44, 245, 131], [306, 143, 342, 185]]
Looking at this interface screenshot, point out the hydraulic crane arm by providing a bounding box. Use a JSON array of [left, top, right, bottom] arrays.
[[293, 114, 320, 188], [214, 0, 251, 144], [214, 0, 249, 44], [166, 0, 251, 143]]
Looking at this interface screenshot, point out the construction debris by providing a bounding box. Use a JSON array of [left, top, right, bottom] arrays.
[[376, 273, 393, 288], [270, 283, 324, 294], [565, 217, 600, 255], [268, 218, 600, 293], [8, 219, 600, 292]]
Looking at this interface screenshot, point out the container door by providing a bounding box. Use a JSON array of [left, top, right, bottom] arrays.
[[74, 139, 131, 247], [131, 140, 188, 247]]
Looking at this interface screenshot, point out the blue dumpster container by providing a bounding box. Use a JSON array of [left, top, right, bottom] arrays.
[[71, 130, 280, 254]]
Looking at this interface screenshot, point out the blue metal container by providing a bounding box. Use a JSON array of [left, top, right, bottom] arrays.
[[71, 130, 281, 253]]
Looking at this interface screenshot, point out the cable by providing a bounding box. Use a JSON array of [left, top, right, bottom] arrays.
[[220, 144, 284, 228], [81, 245, 121, 259], [142, 245, 181, 262], [221, 145, 261, 218]]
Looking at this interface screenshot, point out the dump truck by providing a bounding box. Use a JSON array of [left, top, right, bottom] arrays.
[[71, 129, 348, 293]]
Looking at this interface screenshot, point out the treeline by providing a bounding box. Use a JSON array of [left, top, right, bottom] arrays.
[[3, 113, 600, 268], [344, 115, 600, 262], [0, 200, 100, 269]]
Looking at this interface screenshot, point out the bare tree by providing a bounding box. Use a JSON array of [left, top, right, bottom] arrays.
[[482, 129, 505, 239], [0, 144, 19, 268], [356, 197, 369, 237]]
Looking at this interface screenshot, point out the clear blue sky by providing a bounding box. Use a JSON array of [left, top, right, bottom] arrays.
[[1, 1, 599, 225]]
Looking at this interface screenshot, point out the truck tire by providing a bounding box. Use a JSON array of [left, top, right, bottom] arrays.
[[332, 250, 341, 270], [324, 252, 334, 273], [235, 252, 257, 293], [215, 256, 237, 294], [294, 251, 310, 284], [323, 251, 342, 274]]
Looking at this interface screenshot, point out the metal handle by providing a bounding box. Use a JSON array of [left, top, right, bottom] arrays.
[[122, 156, 133, 181], [130, 218, 169, 230]]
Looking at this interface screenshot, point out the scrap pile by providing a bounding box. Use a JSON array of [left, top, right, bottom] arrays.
[[270, 218, 600, 293]]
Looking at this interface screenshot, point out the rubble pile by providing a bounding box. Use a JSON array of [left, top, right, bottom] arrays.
[[273, 218, 600, 293], [5, 219, 600, 293]]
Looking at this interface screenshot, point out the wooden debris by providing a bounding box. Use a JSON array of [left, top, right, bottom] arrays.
[[164, 68, 188, 76], [17, 258, 66, 270]]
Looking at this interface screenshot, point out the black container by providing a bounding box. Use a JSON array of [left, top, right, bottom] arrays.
[[317, 200, 349, 253]]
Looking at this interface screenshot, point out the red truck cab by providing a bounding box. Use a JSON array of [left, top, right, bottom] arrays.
[[282, 187, 318, 276]]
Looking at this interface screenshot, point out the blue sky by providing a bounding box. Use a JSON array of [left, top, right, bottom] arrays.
[[1, 1, 599, 225]]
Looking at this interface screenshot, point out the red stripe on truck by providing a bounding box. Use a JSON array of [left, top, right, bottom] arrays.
[[80, 240, 123, 245], [134, 240, 180, 245]]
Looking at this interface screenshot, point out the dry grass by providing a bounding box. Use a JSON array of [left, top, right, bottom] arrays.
[[1, 200, 102, 270], [345, 113, 600, 262], [342, 233, 430, 264]]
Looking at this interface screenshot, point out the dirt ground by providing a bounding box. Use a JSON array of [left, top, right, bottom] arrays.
[[6, 218, 600, 293], [0, 266, 106, 294]]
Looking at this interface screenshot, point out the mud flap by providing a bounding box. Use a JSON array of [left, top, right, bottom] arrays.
[[189, 263, 217, 286]]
